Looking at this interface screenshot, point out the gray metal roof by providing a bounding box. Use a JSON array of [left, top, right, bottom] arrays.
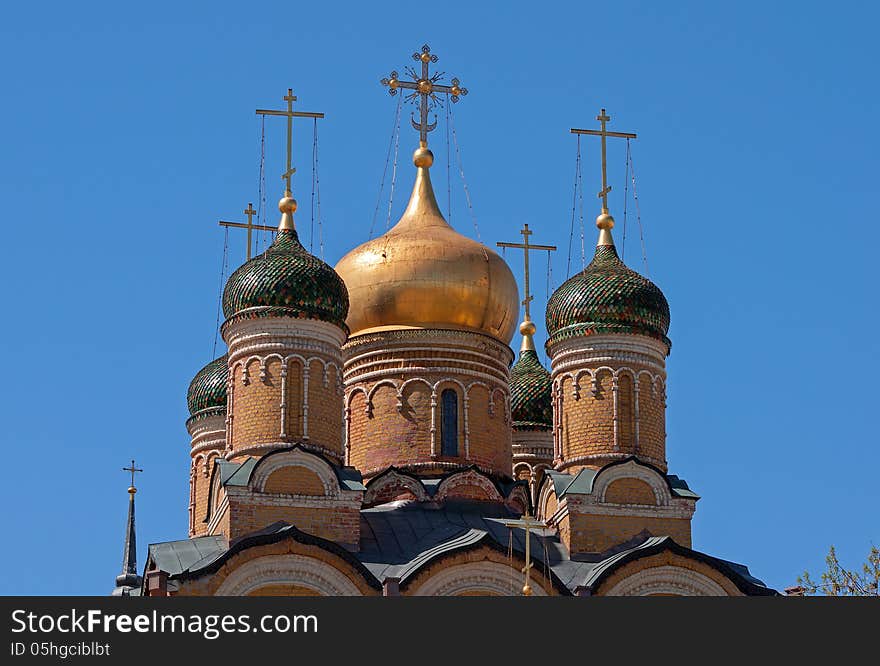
[[145, 500, 774, 595], [216, 450, 366, 492], [552, 463, 700, 500], [147, 535, 227, 576]]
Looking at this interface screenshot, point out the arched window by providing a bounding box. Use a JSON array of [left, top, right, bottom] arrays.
[[440, 389, 459, 456]]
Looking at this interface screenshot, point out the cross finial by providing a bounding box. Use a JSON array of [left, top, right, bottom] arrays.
[[381, 44, 468, 147], [122, 459, 143, 493], [497, 224, 557, 325], [219, 202, 276, 260], [499, 512, 550, 596], [256, 88, 325, 196], [571, 108, 637, 214]]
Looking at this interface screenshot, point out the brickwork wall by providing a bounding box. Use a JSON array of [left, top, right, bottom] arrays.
[[262, 466, 325, 496], [229, 357, 344, 462], [604, 477, 656, 505], [346, 375, 511, 480], [465, 384, 512, 478], [343, 329, 513, 481], [283, 360, 304, 440], [560, 511, 691, 555], [307, 361, 342, 454], [190, 451, 221, 537], [559, 371, 614, 466], [231, 357, 285, 448], [555, 359, 667, 473], [227, 503, 361, 547], [637, 373, 665, 465], [618, 373, 634, 451]]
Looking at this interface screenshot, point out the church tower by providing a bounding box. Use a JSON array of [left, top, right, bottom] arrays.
[[185, 354, 228, 536], [546, 111, 670, 474], [336, 145, 519, 481], [510, 321, 553, 498], [335, 46, 520, 482], [499, 224, 556, 500], [220, 193, 349, 465]]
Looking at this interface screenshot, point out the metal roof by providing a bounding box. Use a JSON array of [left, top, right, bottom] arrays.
[[147, 535, 227, 577], [145, 501, 774, 595]]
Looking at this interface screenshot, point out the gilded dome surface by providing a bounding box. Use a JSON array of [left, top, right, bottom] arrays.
[[187, 355, 228, 417], [222, 224, 349, 330], [546, 243, 670, 349], [510, 349, 552, 430], [335, 148, 519, 344]]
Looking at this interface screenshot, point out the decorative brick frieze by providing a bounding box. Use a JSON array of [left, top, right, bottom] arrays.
[[343, 329, 514, 481]]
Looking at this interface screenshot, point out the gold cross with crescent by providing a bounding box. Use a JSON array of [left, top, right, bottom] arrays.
[[497, 224, 557, 323], [381, 44, 468, 146], [219, 202, 276, 260], [256, 88, 325, 195], [571, 108, 637, 213]]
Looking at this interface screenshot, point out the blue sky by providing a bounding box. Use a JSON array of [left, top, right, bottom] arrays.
[[0, 0, 877, 595]]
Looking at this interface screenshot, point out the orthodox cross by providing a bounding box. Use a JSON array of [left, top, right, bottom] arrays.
[[571, 108, 637, 213], [381, 44, 468, 146], [497, 224, 557, 322], [256, 88, 325, 194], [219, 203, 275, 260], [122, 459, 143, 491], [499, 512, 550, 596]]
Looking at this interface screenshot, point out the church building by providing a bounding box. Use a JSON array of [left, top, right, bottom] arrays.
[[113, 45, 776, 597]]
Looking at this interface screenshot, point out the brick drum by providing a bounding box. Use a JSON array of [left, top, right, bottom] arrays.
[[343, 329, 514, 481]]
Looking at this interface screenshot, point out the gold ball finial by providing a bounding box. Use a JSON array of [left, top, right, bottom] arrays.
[[596, 212, 615, 230], [413, 146, 434, 168], [128, 486, 137, 495], [279, 195, 298, 214], [519, 320, 537, 337], [522, 584, 533, 596]]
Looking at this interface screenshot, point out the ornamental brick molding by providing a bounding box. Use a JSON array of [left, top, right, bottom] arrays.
[[591, 459, 671, 507], [214, 554, 365, 596], [603, 565, 729, 597], [435, 468, 504, 503], [363, 470, 430, 506], [410, 561, 548, 596], [249, 448, 342, 497]]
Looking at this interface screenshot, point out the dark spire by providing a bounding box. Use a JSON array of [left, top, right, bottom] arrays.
[[112, 460, 143, 596]]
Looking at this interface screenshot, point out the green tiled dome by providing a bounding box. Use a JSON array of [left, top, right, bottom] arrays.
[[187, 355, 228, 417], [510, 349, 552, 430], [546, 244, 670, 349], [222, 229, 349, 329]]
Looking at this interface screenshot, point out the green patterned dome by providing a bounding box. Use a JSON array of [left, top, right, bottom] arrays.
[[546, 244, 670, 349], [187, 355, 228, 417], [222, 228, 349, 329], [510, 349, 553, 430]]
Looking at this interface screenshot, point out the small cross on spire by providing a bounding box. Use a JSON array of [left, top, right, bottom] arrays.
[[256, 88, 325, 195], [497, 224, 557, 325], [219, 202, 276, 260], [123, 459, 142, 492], [571, 108, 637, 214]]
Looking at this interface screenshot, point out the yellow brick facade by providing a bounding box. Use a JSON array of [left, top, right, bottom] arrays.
[[550, 335, 668, 474], [559, 511, 692, 555]]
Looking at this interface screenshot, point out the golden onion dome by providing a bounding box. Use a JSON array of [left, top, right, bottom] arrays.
[[335, 146, 519, 344]]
